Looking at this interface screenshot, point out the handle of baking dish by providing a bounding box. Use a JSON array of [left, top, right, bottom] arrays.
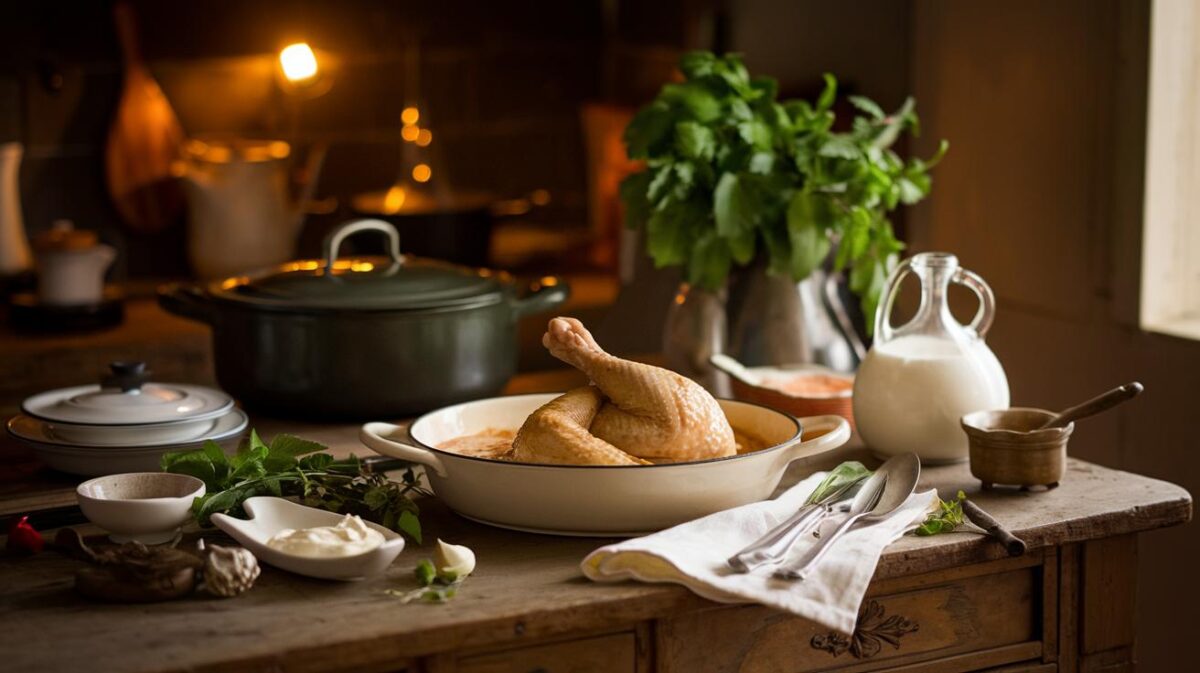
[[780, 415, 852, 466], [360, 422, 447, 478]]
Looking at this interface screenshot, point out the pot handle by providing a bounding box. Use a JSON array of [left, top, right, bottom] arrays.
[[324, 219, 404, 272], [158, 283, 214, 325], [779, 415, 851, 467], [513, 277, 570, 317], [360, 422, 447, 478]]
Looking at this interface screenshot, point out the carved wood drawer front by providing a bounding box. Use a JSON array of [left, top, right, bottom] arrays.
[[658, 567, 1040, 673], [452, 633, 637, 673]]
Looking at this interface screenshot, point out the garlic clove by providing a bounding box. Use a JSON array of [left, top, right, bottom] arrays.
[[433, 539, 475, 582], [202, 543, 261, 597]]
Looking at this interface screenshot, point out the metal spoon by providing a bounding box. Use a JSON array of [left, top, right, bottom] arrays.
[[1036, 382, 1143, 430], [727, 475, 866, 573], [774, 453, 921, 580]]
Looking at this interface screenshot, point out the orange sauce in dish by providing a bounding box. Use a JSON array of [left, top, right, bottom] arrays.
[[437, 428, 516, 459], [761, 373, 853, 397], [438, 425, 772, 462]]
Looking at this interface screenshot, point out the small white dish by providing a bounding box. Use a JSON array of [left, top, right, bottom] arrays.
[[7, 410, 248, 476], [211, 497, 406, 581], [47, 416, 218, 446], [8, 408, 248, 449], [76, 472, 205, 544]]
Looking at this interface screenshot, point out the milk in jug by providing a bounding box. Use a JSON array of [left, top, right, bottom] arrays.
[[853, 252, 1009, 463]]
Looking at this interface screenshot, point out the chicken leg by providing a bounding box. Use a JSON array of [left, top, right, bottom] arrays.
[[510, 386, 649, 465], [541, 317, 736, 462]]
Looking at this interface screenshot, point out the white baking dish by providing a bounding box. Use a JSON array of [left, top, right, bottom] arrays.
[[360, 393, 850, 536]]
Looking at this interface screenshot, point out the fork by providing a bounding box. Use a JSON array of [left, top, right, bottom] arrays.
[[726, 479, 860, 573]]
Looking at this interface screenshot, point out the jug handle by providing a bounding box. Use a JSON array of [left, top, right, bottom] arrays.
[[951, 267, 996, 338], [874, 257, 914, 343]]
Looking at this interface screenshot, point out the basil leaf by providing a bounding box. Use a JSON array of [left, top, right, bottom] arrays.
[[686, 231, 733, 291], [675, 121, 716, 161], [806, 462, 872, 505], [785, 191, 833, 281], [397, 511, 422, 545], [619, 171, 653, 230], [624, 101, 674, 159]]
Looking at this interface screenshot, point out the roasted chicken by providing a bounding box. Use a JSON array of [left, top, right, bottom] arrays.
[[510, 317, 736, 465]]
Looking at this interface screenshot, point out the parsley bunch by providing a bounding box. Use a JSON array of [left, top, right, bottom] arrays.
[[620, 51, 947, 329], [162, 430, 426, 542]]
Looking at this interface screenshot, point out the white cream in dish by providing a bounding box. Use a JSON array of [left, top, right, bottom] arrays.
[[266, 514, 385, 558]]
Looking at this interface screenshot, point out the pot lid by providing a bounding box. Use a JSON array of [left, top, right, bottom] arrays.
[[209, 219, 509, 311], [21, 362, 235, 426]]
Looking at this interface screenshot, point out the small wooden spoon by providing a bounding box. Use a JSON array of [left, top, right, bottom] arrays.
[[1036, 382, 1144, 430]]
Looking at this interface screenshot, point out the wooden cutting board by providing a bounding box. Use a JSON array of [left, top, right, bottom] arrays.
[[104, 1, 184, 234]]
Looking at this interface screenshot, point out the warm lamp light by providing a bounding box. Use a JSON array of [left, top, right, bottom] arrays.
[[412, 164, 432, 182], [401, 125, 420, 142], [383, 185, 407, 213], [401, 107, 420, 125], [280, 43, 318, 82], [415, 128, 433, 146]]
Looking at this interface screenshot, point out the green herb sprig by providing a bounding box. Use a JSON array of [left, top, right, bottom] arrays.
[[385, 559, 463, 604], [620, 51, 948, 329], [806, 461, 872, 505], [914, 490, 967, 536], [161, 430, 427, 542]]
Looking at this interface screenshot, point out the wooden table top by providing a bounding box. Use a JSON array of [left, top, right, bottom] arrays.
[[0, 370, 1192, 673]]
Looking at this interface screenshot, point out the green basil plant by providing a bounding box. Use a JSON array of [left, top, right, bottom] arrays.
[[619, 51, 948, 331]]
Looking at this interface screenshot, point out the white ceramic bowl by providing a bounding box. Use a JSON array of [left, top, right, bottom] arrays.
[[76, 472, 205, 544], [212, 497, 406, 581], [360, 393, 850, 536]]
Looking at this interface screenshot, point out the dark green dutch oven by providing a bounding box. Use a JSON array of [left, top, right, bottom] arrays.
[[159, 219, 568, 420]]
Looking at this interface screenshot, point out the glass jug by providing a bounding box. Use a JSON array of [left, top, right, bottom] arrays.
[[852, 252, 1009, 463]]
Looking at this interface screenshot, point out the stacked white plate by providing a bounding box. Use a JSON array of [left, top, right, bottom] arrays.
[[6, 363, 248, 476]]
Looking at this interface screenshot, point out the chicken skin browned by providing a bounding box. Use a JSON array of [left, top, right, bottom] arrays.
[[511, 317, 736, 465], [510, 386, 649, 465]]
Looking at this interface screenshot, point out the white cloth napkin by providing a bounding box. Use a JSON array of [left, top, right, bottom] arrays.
[[581, 471, 938, 634]]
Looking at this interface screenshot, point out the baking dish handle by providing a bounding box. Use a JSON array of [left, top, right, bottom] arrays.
[[781, 415, 852, 465], [360, 422, 448, 478]]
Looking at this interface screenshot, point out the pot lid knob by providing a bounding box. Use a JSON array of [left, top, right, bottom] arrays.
[[101, 361, 150, 392]]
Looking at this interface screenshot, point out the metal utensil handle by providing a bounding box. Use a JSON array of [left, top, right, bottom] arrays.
[[775, 510, 873, 580], [728, 504, 827, 572], [962, 500, 1026, 556], [323, 219, 403, 271], [873, 257, 914, 344], [951, 267, 996, 338]]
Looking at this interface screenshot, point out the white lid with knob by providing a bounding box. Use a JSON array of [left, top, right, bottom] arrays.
[[20, 362, 234, 426]]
